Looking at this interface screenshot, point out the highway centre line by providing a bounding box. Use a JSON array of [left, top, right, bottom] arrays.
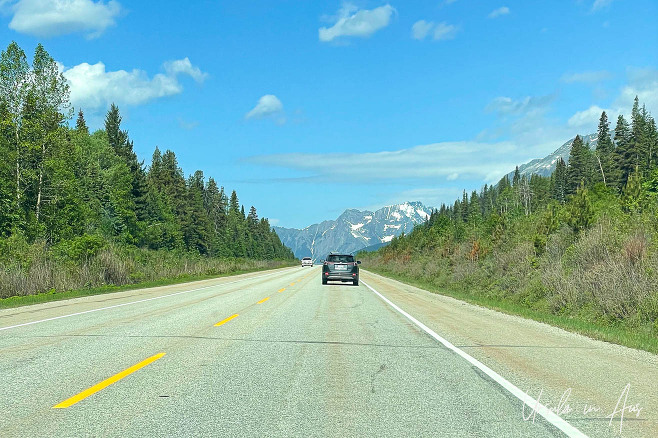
[[257, 297, 270, 304], [53, 352, 166, 408], [361, 279, 588, 438], [215, 314, 239, 327], [0, 269, 292, 332]]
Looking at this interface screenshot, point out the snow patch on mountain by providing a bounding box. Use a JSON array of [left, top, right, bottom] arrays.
[[274, 201, 431, 259], [508, 133, 598, 179]]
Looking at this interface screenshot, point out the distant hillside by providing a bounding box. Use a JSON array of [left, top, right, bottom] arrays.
[[274, 202, 431, 260], [508, 133, 597, 179]]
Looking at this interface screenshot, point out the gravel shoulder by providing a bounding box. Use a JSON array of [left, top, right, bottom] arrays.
[[361, 269, 658, 438]]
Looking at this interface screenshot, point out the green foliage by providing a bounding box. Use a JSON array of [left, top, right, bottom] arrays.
[[362, 95, 658, 343], [0, 42, 295, 299], [566, 183, 594, 232]]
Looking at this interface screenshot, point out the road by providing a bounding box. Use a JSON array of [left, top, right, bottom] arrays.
[[0, 266, 655, 437]]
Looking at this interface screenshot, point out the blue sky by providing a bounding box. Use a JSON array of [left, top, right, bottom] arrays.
[[1, 0, 657, 228]]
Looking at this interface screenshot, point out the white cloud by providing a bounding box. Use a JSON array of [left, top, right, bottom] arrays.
[[566, 68, 658, 132], [61, 58, 206, 110], [163, 58, 208, 83], [7, 0, 121, 38], [561, 70, 612, 84], [567, 105, 608, 128], [433, 22, 458, 40], [245, 95, 285, 123], [488, 6, 510, 19], [412, 20, 458, 41], [411, 20, 433, 40], [368, 187, 464, 211], [248, 141, 527, 185], [592, 0, 614, 11], [319, 3, 395, 42], [486, 94, 555, 116], [616, 68, 658, 113]]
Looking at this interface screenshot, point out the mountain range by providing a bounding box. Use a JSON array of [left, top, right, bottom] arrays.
[[508, 132, 597, 179], [276, 132, 599, 259], [273, 202, 431, 260]]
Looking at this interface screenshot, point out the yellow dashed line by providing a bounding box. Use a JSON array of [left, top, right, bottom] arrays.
[[53, 353, 166, 409], [215, 314, 239, 327], [257, 297, 270, 304], [278, 288, 286, 293]]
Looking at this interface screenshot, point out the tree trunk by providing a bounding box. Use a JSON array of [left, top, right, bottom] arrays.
[[36, 142, 45, 222], [596, 154, 607, 187], [14, 127, 20, 202]]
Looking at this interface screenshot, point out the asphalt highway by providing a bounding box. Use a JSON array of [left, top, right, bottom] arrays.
[[0, 266, 652, 437]]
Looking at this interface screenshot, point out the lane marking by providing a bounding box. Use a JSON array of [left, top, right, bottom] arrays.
[[257, 297, 270, 304], [289, 283, 295, 286], [361, 279, 588, 438], [53, 352, 166, 409], [278, 288, 286, 293], [214, 313, 239, 326], [0, 269, 295, 332]]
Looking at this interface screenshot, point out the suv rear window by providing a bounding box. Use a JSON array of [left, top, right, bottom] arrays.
[[327, 254, 354, 263], [302, 257, 311, 260]]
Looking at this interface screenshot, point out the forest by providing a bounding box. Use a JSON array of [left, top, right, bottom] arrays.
[[361, 96, 658, 350], [0, 42, 294, 299]]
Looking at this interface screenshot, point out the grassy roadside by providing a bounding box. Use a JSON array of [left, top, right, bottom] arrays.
[[0, 262, 296, 310], [365, 267, 658, 355]]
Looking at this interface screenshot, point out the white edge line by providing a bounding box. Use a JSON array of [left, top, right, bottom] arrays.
[[362, 279, 588, 438], [0, 268, 295, 332]]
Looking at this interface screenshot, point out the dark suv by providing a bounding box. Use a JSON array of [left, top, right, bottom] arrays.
[[322, 253, 361, 286]]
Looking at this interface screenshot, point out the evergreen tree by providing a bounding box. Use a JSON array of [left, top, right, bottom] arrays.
[[468, 191, 481, 224], [76, 109, 88, 134], [227, 191, 246, 257], [105, 104, 127, 156], [630, 96, 645, 172], [461, 190, 469, 222], [566, 135, 591, 195], [184, 170, 211, 254], [595, 111, 614, 187], [512, 166, 520, 187], [614, 114, 633, 187], [145, 147, 182, 249], [0, 42, 296, 263]]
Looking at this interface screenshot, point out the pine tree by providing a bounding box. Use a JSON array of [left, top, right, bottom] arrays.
[[566, 135, 591, 195], [227, 191, 246, 257], [468, 191, 481, 224], [461, 190, 469, 222], [595, 111, 614, 187], [613, 114, 632, 188], [512, 166, 520, 187], [630, 96, 645, 173], [105, 104, 127, 156], [76, 109, 88, 134], [552, 157, 567, 203], [184, 170, 211, 254]]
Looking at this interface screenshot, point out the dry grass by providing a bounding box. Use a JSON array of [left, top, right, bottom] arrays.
[[0, 244, 290, 299]]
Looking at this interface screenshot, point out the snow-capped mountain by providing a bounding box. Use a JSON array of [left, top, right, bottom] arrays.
[[509, 133, 598, 179], [274, 201, 431, 260]]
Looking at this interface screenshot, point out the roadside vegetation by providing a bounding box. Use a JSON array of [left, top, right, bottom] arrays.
[[0, 42, 295, 301], [360, 97, 658, 353]]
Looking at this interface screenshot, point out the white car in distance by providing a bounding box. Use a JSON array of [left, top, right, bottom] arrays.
[[301, 257, 313, 267]]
